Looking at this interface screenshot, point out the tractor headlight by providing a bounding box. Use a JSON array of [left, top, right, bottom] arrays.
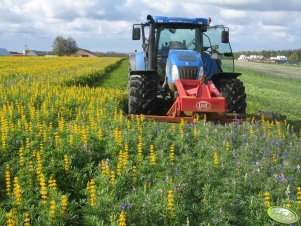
[[171, 65, 179, 81]]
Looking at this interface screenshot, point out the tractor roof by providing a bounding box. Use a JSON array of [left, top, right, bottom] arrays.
[[146, 15, 209, 26]]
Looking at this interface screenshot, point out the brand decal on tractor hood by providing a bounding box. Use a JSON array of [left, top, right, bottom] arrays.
[[196, 101, 211, 110]]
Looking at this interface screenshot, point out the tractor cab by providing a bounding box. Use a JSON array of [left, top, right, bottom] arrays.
[[128, 15, 246, 116]]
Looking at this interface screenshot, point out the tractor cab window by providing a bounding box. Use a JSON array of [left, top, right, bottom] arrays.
[[157, 28, 196, 57], [156, 27, 198, 78], [203, 25, 234, 72]]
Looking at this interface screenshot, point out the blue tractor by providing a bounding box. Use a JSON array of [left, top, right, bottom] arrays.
[[128, 15, 246, 117]]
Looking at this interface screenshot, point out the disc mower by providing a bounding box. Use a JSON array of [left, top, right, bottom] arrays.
[[127, 15, 279, 123]]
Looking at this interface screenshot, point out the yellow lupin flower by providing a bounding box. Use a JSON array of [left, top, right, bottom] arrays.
[[50, 200, 56, 221], [13, 176, 22, 206], [87, 179, 97, 207], [48, 176, 57, 192], [118, 130, 123, 146], [127, 119, 131, 130], [5, 164, 11, 196], [132, 165, 137, 183], [39, 173, 48, 204], [1, 116, 8, 152], [170, 144, 175, 162], [179, 118, 185, 137], [296, 187, 301, 208], [24, 213, 31, 226], [54, 132, 62, 149], [25, 137, 30, 150], [284, 119, 287, 127], [6, 211, 16, 226], [264, 192, 271, 208], [19, 146, 25, 167], [284, 203, 291, 209], [167, 189, 174, 214], [149, 144, 156, 166], [213, 151, 219, 167], [64, 154, 70, 173], [193, 126, 197, 138], [61, 195, 68, 214], [137, 135, 143, 163], [267, 129, 272, 138], [272, 153, 277, 165], [119, 110, 123, 123], [117, 150, 124, 176], [81, 126, 88, 146], [113, 108, 118, 122], [114, 128, 119, 144], [97, 129, 103, 140], [101, 160, 106, 174], [105, 160, 111, 175], [110, 171, 116, 185], [69, 134, 74, 146], [226, 141, 231, 152], [123, 144, 129, 167], [261, 115, 265, 124], [118, 211, 126, 226], [36, 151, 43, 181], [249, 126, 254, 137]]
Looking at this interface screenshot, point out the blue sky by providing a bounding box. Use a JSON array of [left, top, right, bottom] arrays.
[[0, 0, 300, 53]]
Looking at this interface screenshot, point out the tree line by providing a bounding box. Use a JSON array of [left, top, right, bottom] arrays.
[[234, 49, 301, 62], [52, 36, 128, 57]]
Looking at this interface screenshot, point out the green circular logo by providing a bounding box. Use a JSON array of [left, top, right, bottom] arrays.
[[267, 206, 299, 224]]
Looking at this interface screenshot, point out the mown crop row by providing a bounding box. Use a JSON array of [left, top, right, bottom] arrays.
[[0, 57, 300, 225]]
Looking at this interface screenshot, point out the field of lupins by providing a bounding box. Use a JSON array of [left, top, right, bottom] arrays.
[[0, 56, 300, 225]]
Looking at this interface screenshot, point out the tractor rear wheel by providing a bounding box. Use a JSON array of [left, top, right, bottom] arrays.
[[128, 74, 158, 114], [216, 78, 246, 113]]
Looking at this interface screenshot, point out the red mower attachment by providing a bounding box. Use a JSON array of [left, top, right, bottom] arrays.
[[128, 79, 283, 123], [167, 79, 226, 116]]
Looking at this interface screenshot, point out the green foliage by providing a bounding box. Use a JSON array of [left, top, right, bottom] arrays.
[[0, 57, 300, 225]]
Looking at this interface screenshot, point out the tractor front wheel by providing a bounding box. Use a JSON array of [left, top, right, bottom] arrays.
[[216, 78, 247, 113], [128, 74, 158, 114]]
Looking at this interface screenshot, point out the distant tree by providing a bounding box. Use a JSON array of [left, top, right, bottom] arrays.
[[65, 37, 78, 56], [52, 36, 66, 56], [52, 36, 78, 56], [288, 52, 299, 63]]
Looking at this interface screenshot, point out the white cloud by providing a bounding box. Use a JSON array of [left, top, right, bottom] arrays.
[[0, 0, 300, 51], [220, 9, 247, 19]]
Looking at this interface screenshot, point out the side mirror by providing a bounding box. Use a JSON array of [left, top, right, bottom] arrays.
[[221, 31, 229, 43], [132, 27, 141, 40]]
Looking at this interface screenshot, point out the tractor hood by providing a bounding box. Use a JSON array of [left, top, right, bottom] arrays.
[[166, 50, 203, 84]]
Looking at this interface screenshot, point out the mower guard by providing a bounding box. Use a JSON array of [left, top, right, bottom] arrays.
[[167, 79, 226, 116]]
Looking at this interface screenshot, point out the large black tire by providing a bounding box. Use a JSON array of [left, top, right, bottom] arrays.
[[128, 74, 158, 114], [216, 78, 247, 113]]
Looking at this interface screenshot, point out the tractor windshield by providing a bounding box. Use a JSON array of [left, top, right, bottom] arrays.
[[203, 25, 234, 72], [157, 28, 201, 57]]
